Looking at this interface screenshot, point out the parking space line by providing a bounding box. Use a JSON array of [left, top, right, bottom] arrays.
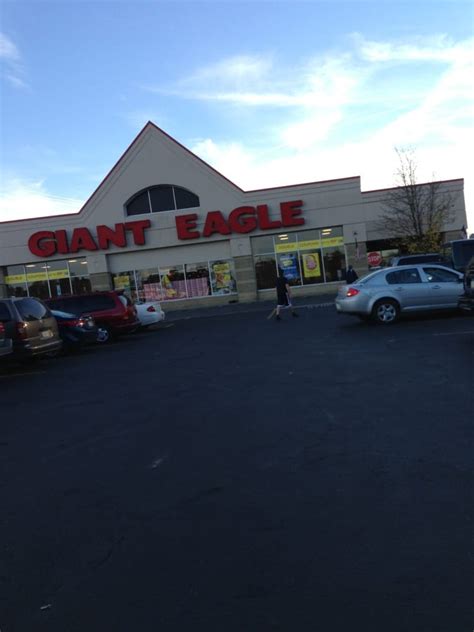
[[433, 330, 474, 336], [0, 370, 47, 378]]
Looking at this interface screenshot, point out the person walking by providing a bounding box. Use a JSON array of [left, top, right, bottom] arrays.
[[274, 270, 299, 321], [346, 265, 358, 284]]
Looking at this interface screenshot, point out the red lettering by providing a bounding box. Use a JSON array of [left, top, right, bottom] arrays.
[[203, 211, 231, 237], [55, 230, 69, 254], [228, 207, 258, 234], [281, 200, 304, 227], [69, 228, 98, 253], [256, 204, 282, 230], [124, 220, 151, 246], [176, 214, 200, 240], [28, 231, 57, 257], [97, 223, 126, 249]]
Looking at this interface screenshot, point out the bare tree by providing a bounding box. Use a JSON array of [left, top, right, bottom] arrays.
[[378, 148, 456, 253]]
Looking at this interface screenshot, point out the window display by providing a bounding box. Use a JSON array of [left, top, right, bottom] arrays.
[[252, 227, 346, 289], [210, 261, 236, 295], [116, 259, 237, 303], [277, 252, 301, 286], [159, 266, 187, 300], [185, 262, 210, 297], [301, 251, 323, 285]]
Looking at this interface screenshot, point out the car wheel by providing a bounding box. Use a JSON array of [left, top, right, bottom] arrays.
[[372, 299, 400, 324], [96, 327, 111, 344]]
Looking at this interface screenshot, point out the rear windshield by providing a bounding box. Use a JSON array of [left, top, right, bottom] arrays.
[[49, 294, 116, 314], [357, 270, 384, 285], [16, 298, 51, 321], [452, 241, 474, 269], [0, 302, 12, 322]]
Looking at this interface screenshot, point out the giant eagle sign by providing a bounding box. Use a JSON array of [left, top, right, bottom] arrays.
[[27, 200, 304, 257]]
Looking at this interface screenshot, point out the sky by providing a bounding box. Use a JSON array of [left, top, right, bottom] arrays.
[[1, 0, 473, 232]]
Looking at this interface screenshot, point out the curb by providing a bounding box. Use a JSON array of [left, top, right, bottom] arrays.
[[167, 299, 335, 322]]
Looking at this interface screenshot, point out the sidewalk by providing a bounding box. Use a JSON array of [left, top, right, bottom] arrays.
[[166, 292, 337, 321]]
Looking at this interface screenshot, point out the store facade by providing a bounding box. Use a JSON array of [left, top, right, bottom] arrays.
[[0, 122, 467, 309]]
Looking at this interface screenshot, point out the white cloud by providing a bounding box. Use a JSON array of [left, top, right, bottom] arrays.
[[354, 33, 474, 64], [181, 34, 473, 229], [0, 178, 83, 223], [0, 32, 19, 61], [0, 32, 28, 89]]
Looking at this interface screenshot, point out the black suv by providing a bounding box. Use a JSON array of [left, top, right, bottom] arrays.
[[458, 256, 474, 313], [0, 297, 63, 359]]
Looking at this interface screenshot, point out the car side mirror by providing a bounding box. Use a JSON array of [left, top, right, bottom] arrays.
[[458, 277, 464, 283]]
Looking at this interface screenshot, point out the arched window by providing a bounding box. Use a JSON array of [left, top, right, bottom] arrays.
[[125, 185, 200, 216]]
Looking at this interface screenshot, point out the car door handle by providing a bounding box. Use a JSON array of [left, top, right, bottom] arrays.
[[395, 287, 403, 291], [431, 285, 441, 289]]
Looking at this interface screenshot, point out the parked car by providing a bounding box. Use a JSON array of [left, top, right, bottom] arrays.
[[132, 301, 166, 327], [335, 264, 465, 324], [458, 256, 474, 313], [46, 291, 139, 343], [0, 321, 13, 359], [51, 310, 98, 351], [0, 297, 63, 358], [389, 253, 445, 266]]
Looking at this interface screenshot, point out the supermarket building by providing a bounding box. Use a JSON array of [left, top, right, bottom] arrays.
[[0, 122, 467, 309]]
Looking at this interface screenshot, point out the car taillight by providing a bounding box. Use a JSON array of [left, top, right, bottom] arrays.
[[0, 322, 4, 334], [346, 287, 360, 298], [146, 306, 156, 313], [62, 318, 81, 327], [16, 322, 28, 339]]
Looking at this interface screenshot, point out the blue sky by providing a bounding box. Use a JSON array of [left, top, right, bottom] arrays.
[[1, 0, 473, 231]]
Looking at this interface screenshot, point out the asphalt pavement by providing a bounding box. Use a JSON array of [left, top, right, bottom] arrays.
[[1, 305, 473, 631]]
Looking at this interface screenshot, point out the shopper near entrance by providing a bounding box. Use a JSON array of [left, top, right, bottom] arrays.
[[274, 269, 299, 321], [345, 265, 358, 284]]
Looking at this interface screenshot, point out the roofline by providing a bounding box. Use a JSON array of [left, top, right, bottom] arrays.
[[362, 177, 464, 195], [245, 175, 360, 193]]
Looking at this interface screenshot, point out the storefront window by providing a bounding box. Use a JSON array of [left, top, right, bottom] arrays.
[[136, 268, 162, 302], [47, 260, 72, 297], [159, 265, 187, 300], [25, 263, 49, 300], [274, 232, 297, 247], [5, 258, 89, 298], [185, 262, 210, 298], [112, 270, 137, 300], [210, 260, 237, 295], [255, 255, 277, 290], [252, 226, 346, 289], [68, 259, 91, 295], [251, 235, 275, 255], [322, 247, 345, 282], [5, 265, 28, 297]]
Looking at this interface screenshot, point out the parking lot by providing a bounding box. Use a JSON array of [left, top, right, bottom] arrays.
[[1, 304, 473, 632]]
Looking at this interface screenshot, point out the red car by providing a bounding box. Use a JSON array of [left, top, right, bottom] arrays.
[[46, 291, 139, 343]]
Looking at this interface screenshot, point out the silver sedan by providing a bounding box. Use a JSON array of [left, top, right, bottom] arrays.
[[335, 264, 465, 324]]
